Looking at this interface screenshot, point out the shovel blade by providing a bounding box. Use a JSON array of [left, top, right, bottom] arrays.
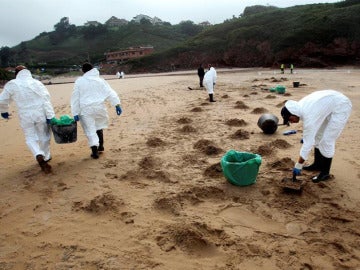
[[281, 177, 304, 193]]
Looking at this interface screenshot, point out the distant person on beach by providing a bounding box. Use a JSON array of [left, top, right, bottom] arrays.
[[197, 64, 205, 88], [71, 63, 122, 159], [290, 64, 294, 74], [203, 64, 217, 102], [280, 64, 285, 74], [0, 65, 55, 174], [281, 90, 352, 183], [116, 71, 121, 79]]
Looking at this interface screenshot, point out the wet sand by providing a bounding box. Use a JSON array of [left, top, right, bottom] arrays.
[[0, 67, 359, 269]]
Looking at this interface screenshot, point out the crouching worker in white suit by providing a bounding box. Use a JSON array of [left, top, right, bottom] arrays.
[[281, 90, 352, 183], [0, 65, 55, 174], [71, 63, 122, 159]]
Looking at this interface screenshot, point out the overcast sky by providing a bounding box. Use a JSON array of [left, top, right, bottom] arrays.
[[1, 0, 340, 47]]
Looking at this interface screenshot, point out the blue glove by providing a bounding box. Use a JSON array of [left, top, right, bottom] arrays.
[[292, 162, 303, 176], [46, 118, 51, 124], [115, 105, 122, 116], [293, 168, 302, 176], [1, 112, 9, 119], [74, 115, 80, 122]]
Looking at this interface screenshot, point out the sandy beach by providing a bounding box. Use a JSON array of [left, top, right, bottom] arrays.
[[0, 67, 359, 269]]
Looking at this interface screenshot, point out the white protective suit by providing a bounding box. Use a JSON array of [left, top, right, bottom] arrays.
[[71, 68, 120, 147], [285, 90, 352, 159], [203, 67, 217, 94], [0, 69, 55, 160]]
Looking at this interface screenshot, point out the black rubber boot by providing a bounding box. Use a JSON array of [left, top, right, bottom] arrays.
[[91, 146, 99, 159], [303, 148, 321, 171], [36, 154, 52, 174], [312, 155, 332, 183], [209, 94, 216, 102], [96, 129, 104, 152]]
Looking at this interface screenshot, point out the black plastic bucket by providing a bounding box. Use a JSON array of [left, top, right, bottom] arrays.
[[257, 114, 279, 134], [51, 122, 77, 144], [293, 82, 300, 87]]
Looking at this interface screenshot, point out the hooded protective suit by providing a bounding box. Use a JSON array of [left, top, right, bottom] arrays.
[[203, 67, 217, 94], [0, 69, 55, 160], [71, 68, 120, 147], [285, 90, 352, 160]]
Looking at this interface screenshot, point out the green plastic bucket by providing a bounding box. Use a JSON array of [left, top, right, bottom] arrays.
[[275, 85, 286, 94], [221, 150, 262, 186]]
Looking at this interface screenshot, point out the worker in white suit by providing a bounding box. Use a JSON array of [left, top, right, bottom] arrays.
[[0, 65, 55, 173], [203, 64, 217, 102], [281, 90, 352, 182], [71, 63, 122, 159]]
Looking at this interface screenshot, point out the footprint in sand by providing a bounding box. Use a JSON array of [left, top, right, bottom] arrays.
[[270, 139, 292, 149], [251, 107, 268, 114], [230, 129, 250, 140], [146, 137, 166, 147], [234, 100, 249, 109], [139, 155, 159, 169], [267, 157, 294, 171], [154, 196, 182, 216], [191, 107, 203, 112], [72, 192, 124, 214], [252, 144, 274, 156], [178, 125, 197, 133], [101, 159, 118, 168], [203, 163, 223, 178], [176, 117, 192, 124], [225, 118, 247, 127], [105, 173, 118, 179], [156, 222, 230, 255], [193, 139, 223, 155]]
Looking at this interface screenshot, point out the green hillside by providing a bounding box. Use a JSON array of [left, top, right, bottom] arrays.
[[0, 19, 206, 69], [128, 0, 360, 72], [1, 0, 359, 75]]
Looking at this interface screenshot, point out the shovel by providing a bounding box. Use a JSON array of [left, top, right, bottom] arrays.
[[281, 172, 304, 193]]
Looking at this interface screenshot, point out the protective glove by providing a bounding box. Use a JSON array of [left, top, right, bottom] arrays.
[[46, 118, 51, 124], [292, 162, 303, 176], [115, 105, 122, 116], [1, 112, 9, 119], [74, 115, 80, 122]]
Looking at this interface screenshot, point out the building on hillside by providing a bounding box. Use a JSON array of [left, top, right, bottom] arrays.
[[199, 21, 212, 27], [105, 16, 128, 27], [132, 14, 163, 25], [84, 21, 101, 27], [132, 14, 152, 23], [105, 46, 154, 63], [152, 16, 163, 25]]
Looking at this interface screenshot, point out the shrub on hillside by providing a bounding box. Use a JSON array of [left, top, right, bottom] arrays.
[[0, 68, 14, 81]]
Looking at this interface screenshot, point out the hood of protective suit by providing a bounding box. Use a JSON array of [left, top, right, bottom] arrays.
[[16, 69, 32, 80], [82, 68, 106, 85], [84, 68, 100, 78], [285, 100, 301, 117]]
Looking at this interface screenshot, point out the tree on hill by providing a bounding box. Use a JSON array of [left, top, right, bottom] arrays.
[[0, 46, 12, 67], [242, 5, 278, 17], [50, 17, 77, 45]]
